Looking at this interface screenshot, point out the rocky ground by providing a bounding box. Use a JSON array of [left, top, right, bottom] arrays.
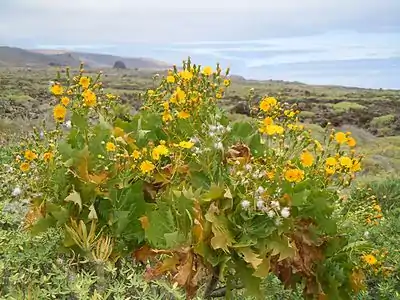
[[1, 67, 400, 137]]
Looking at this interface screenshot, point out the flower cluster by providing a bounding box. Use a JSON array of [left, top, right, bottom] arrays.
[[9, 59, 366, 299]]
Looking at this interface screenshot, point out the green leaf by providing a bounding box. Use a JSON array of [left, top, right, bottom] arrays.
[[171, 191, 195, 239], [164, 231, 186, 248], [268, 235, 295, 262], [30, 216, 56, 235], [253, 256, 271, 278], [113, 211, 131, 235], [203, 184, 224, 202], [234, 258, 263, 298], [145, 204, 176, 248], [292, 189, 311, 206], [71, 112, 88, 130], [205, 203, 235, 252], [239, 215, 275, 239], [64, 190, 82, 212], [248, 133, 264, 157], [190, 169, 210, 190], [46, 203, 69, 225], [58, 141, 74, 160], [232, 121, 254, 141], [238, 247, 263, 269], [98, 113, 112, 130]]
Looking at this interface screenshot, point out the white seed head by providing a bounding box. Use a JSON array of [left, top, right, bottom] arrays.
[[245, 164, 252, 171], [281, 207, 291, 218], [214, 142, 224, 150], [256, 186, 264, 194], [241, 200, 251, 209], [270, 201, 280, 209], [267, 210, 275, 218], [12, 187, 22, 197], [256, 200, 264, 209]]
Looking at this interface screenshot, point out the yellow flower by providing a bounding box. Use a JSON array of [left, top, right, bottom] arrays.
[[325, 166, 336, 175], [162, 101, 170, 110], [347, 137, 356, 147], [106, 142, 116, 152], [362, 254, 377, 265], [259, 97, 278, 112], [79, 76, 90, 89], [177, 111, 190, 119], [166, 75, 175, 83], [152, 144, 169, 161], [61, 96, 70, 106], [106, 93, 116, 100], [53, 104, 67, 122], [132, 150, 141, 160], [180, 70, 193, 80], [223, 79, 230, 87], [176, 87, 186, 103], [162, 111, 173, 122], [263, 117, 274, 126], [339, 156, 353, 168], [314, 140, 324, 152], [284, 110, 296, 118], [152, 150, 160, 161], [20, 162, 30, 172], [300, 151, 314, 167], [266, 171, 275, 180], [373, 204, 381, 212], [179, 141, 194, 149], [24, 150, 37, 161], [326, 157, 337, 166], [216, 92, 223, 99], [140, 160, 155, 174], [351, 160, 361, 172], [202, 66, 213, 76], [335, 132, 347, 144], [262, 124, 284, 136], [43, 152, 53, 162], [284, 168, 305, 183], [113, 127, 125, 137], [50, 84, 64, 95], [82, 89, 97, 107]]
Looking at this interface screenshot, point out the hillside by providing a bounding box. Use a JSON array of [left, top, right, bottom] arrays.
[[0, 46, 169, 69]]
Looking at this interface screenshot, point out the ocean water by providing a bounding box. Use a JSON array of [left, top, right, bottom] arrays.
[[31, 31, 400, 89]]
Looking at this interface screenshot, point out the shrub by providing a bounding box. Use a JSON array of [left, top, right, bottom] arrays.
[[113, 60, 127, 69], [370, 114, 396, 128], [8, 59, 368, 299], [298, 111, 315, 120], [369, 114, 397, 136], [333, 102, 366, 112]]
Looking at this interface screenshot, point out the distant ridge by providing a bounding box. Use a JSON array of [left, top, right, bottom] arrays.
[[0, 46, 170, 69]]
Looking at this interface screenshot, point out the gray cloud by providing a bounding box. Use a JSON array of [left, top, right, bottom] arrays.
[[1, 0, 400, 44]]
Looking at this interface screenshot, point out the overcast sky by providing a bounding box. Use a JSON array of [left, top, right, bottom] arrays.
[[1, 0, 400, 88]]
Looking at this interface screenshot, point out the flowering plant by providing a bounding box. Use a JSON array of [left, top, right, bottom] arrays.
[[12, 59, 365, 299]]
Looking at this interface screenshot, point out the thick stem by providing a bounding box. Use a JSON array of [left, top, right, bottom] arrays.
[[204, 266, 220, 299], [209, 283, 244, 298]]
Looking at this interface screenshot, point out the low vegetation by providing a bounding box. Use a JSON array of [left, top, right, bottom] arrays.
[[0, 59, 399, 299]]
